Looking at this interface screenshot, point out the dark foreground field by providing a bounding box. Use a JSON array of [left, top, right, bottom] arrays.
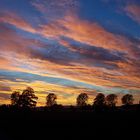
[[0, 106, 140, 140]]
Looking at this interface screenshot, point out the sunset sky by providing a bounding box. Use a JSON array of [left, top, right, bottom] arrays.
[[0, 0, 140, 106]]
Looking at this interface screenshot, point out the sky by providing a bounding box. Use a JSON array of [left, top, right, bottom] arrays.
[[0, 0, 140, 106]]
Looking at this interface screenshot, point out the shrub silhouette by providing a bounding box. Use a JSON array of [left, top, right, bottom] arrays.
[[106, 94, 118, 107], [77, 93, 88, 107], [10, 87, 38, 108], [46, 93, 57, 107], [121, 94, 134, 105]]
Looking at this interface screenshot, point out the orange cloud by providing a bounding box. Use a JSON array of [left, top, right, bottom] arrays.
[[0, 9, 140, 105], [0, 37, 140, 92], [0, 11, 36, 33], [0, 11, 137, 59], [19, 58, 140, 90], [39, 14, 131, 53]]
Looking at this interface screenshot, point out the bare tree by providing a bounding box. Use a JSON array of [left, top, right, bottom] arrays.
[[76, 93, 88, 107], [106, 94, 118, 107], [121, 94, 134, 105], [46, 93, 57, 107]]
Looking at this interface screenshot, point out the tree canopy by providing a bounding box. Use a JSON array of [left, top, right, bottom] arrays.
[[106, 94, 118, 107], [11, 87, 38, 108], [11, 91, 20, 106], [46, 93, 57, 107], [121, 94, 134, 105], [94, 93, 106, 107], [77, 93, 88, 107]]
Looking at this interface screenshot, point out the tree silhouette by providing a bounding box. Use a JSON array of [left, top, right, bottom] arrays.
[[77, 93, 88, 107], [10, 87, 38, 108], [121, 94, 134, 105], [20, 87, 38, 108], [106, 94, 118, 107], [93, 93, 106, 109], [11, 91, 20, 106], [46, 93, 57, 107]]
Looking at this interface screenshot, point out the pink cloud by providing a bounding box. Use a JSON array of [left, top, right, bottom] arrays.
[[0, 11, 36, 33], [124, 4, 140, 24], [39, 14, 133, 54], [0, 9, 140, 92]]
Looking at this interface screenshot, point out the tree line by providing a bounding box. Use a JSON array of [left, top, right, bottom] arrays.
[[10, 87, 136, 109]]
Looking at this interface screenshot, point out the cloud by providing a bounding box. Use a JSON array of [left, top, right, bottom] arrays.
[[0, 17, 140, 91], [0, 94, 10, 105], [0, 85, 11, 91], [0, 12, 36, 33], [31, 0, 78, 20], [0, 11, 36, 33], [0, 22, 124, 71], [59, 38, 126, 66], [39, 14, 130, 53], [38, 14, 140, 62], [0, 1, 140, 106], [0, 23, 48, 60], [0, 9, 138, 61], [124, 4, 140, 24]]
